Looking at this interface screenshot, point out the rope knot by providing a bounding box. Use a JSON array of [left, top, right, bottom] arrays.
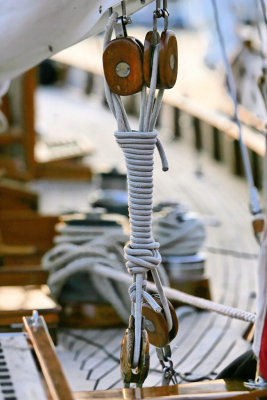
[[129, 281, 162, 313], [124, 242, 161, 275]]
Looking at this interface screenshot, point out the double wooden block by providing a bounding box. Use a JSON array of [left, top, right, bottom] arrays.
[[103, 30, 178, 96]]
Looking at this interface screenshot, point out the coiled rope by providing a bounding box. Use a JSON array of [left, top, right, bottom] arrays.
[[42, 226, 170, 324], [42, 214, 256, 324]]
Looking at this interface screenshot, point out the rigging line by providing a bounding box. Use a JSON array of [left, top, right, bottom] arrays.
[[211, 0, 262, 215], [256, 0, 267, 72], [260, 0, 267, 27], [256, 0, 267, 116], [92, 264, 256, 323]]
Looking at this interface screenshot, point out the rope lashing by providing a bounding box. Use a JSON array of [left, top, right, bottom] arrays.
[[103, 9, 173, 370], [114, 130, 172, 331]]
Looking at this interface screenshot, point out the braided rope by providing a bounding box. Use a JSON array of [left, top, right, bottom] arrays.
[[42, 227, 170, 324], [115, 130, 173, 366], [102, 11, 173, 368], [162, 285, 256, 324], [90, 265, 257, 324]]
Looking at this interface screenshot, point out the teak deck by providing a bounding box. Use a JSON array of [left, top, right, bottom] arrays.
[[30, 84, 261, 394]]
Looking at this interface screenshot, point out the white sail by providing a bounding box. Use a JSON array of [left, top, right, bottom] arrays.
[[0, 0, 152, 85]]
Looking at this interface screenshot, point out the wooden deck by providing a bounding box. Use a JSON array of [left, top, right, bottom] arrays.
[[31, 84, 260, 392]]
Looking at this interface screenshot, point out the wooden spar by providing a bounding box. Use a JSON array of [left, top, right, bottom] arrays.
[[23, 313, 74, 400]]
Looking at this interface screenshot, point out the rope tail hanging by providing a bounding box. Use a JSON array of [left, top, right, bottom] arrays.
[[102, 1, 178, 387], [211, 0, 264, 243]]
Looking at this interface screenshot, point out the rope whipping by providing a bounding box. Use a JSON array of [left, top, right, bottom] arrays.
[[103, 10, 172, 368]]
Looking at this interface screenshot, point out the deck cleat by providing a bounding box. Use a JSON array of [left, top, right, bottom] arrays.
[[120, 315, 150, 388]]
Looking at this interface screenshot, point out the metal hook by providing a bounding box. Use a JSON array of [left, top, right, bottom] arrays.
[[156, 345, 178, 386], [163, 0, 169, 30], [155, 0, 162, 17], [121, 0, 131, 26]]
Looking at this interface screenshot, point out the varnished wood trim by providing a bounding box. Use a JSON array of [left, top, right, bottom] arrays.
[[23, 314, 74, 400]]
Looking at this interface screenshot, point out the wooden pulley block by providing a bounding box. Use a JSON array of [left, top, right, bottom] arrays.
[[142, 302, 169, 347], [120, 322, 135, 378], [103, 38, 144, 96], [168, 299, 179, 342], [142, 294, 178, 347], [159, 30, 178, 89], [143, 30, 160, 88], [120, 316, 150, 387]]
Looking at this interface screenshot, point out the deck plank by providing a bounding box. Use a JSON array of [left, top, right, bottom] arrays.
[[0, 335, 47, 400]]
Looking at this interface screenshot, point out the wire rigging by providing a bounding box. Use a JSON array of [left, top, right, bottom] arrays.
[[211, 0, 262, 222], [260, 0, 267, 27]]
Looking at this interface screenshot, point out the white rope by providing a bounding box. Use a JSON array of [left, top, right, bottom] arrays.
[[89, 264, 256, 324], [103, 12, 172, 368], [139, 86, 147, 132], [43, 243, 256, 323], [42, 227, 170, 323], [43, 231, 131, 323], [153, 206, 206, 256], [144, 45, 159, 132], [115, 130, 172, 366], [54, 223, 123, 244]]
